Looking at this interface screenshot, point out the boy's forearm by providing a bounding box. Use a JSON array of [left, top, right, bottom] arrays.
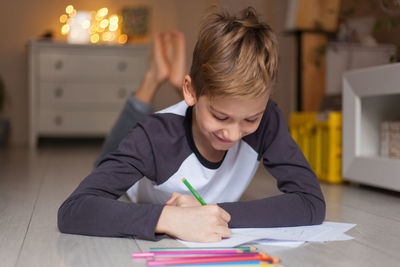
[[57, 169, 165, 240], [58, 193, 165, 240], [155, 205, 173, 234], [218, 192, 325, 228]]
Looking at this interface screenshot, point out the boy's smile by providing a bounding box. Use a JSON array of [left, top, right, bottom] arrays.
[[193, 94, 268, 158], [183, 75, 269, 162]]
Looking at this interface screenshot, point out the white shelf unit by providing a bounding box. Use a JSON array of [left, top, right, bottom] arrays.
[[28, 41, 148, 148], [343, 63, 400, 191]]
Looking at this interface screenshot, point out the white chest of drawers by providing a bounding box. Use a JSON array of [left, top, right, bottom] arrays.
[[28, 41, 148, 148]]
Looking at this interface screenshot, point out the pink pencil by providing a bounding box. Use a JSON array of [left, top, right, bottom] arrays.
[[151, 253, 270, 262], [146, 253, 279, 266], [132, 249, 246, 258]]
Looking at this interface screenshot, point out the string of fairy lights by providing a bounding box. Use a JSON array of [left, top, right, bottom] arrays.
[[59, 4, 128, 44]]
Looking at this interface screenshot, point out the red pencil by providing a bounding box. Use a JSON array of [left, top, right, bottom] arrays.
[[146, 253, 280, 266]]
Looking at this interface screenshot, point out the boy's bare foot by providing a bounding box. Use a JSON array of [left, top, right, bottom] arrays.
[[134, 31, 185, 104], [149, 32, 170, 84], [134, 33, 169, 104], [165, 31, 186, 90]]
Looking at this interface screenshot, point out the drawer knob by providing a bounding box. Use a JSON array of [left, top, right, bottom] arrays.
[[54, 60, 64, 70], [55, 116, 63, 126], [118, 88, 127, 98], [54, 87, 63, 98], [117, 61, 127, 71]]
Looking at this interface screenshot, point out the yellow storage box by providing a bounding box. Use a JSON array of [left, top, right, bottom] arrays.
[[289, 112, 342, 183]]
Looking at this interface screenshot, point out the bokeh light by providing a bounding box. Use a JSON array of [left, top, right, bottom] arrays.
[[59, 5, 126, 44], [66, 5, 74, 15], [59, 14, 68, 23]]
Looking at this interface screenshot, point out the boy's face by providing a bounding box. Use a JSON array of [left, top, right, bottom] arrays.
[[183, 76, 269, 154]]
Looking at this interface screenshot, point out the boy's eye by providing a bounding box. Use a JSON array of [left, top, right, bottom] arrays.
[[245, 117, 259, 123], [213, 114, 228, 121]]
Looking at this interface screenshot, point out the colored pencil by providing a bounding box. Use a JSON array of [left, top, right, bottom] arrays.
[[146, 259, 272, 266], [181, 177, 207, 205], [157, 263, 278, 267], [150, 253, 275, 262], [200, 261, 283, 266], [151, 253, 263, 261], [149, 247, 257, 252], [146, 253, 279, 266], [132, 250, 249, 258]]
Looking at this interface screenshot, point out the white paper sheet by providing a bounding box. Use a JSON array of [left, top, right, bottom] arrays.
[[179, 221, 356, 248], [250, 239, 305, 247]]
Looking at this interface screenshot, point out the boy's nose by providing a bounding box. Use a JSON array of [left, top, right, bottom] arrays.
[[224, 125, 242, 142]]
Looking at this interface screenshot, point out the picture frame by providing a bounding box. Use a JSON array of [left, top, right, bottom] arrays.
[[121, 6, 151, 41]]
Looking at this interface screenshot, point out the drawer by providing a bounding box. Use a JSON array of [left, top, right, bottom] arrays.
[[38, 109, 121, 136], [28, 41, 150, 147], [38, 82, 138, 106], [38, 48, 147, 82]]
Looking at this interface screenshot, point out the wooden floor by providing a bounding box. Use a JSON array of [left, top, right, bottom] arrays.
[[1, 142, 400, 267]]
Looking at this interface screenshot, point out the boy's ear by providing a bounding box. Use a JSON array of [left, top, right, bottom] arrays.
[[182, 75, 197, 106]]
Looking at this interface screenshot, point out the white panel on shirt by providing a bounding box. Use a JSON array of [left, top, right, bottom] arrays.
[[156, 100, 188, 115], [126, 140, 260, 204]]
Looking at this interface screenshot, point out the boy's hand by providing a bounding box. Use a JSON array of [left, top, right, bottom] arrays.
[[155, 205, 232, 242], [165, 192, 201, 207]]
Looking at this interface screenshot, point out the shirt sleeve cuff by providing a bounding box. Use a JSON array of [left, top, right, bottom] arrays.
[[127, 94, 153, 115]]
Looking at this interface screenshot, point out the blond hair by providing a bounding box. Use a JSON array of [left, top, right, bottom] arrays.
[[189, 7, 279, 99]]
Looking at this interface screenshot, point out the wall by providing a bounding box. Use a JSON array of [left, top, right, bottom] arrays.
[[0, 0, 295, 146]]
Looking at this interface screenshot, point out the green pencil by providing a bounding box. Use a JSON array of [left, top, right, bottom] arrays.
[[181, 178, 207, 206]]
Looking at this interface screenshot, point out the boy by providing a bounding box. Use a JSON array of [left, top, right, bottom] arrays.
[[58, 7, 325, 243]]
